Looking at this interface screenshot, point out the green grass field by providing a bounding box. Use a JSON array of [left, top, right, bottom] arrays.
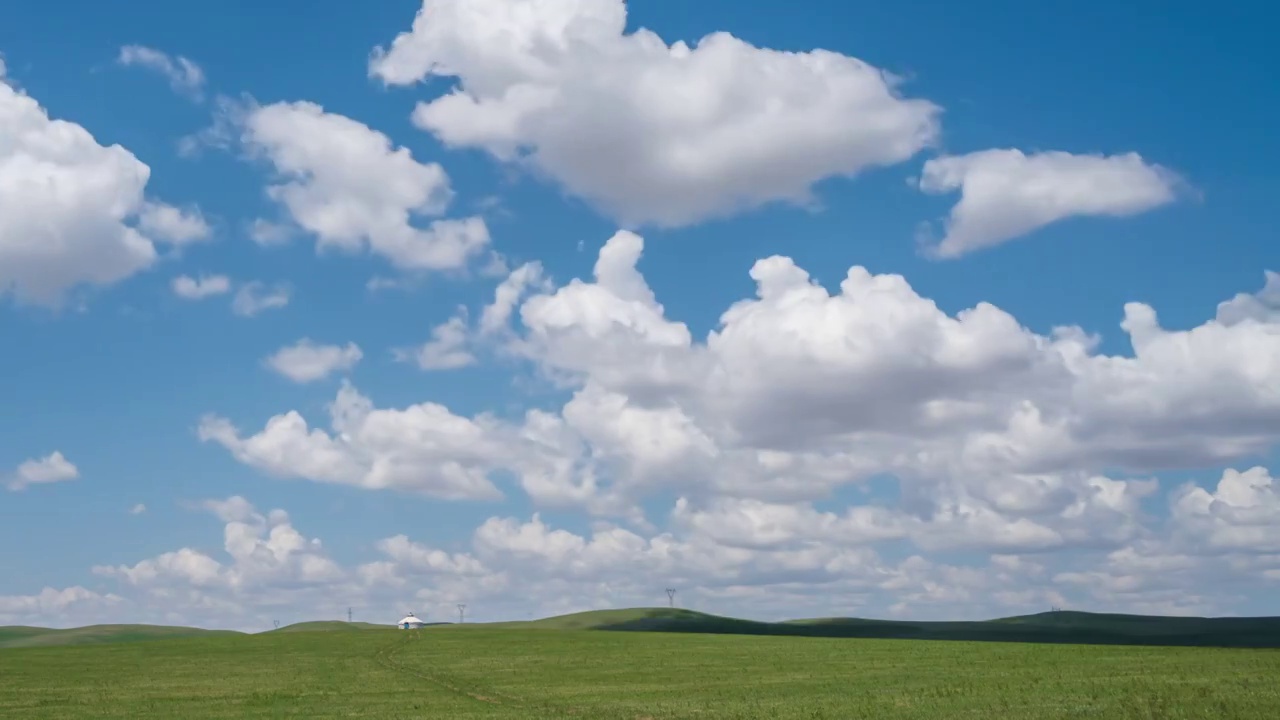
[[3, 610, 1279, 719]]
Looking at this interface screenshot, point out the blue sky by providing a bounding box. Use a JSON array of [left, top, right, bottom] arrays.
[[1, 0, 1276, 630]]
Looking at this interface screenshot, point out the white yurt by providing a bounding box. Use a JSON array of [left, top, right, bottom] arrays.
[[398, 613, 425, 630]]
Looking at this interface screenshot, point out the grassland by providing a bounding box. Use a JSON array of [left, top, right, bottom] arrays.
[[2, 609, 1278, 718]]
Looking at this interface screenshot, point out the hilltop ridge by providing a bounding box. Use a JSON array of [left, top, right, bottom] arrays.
[[0, 624, 241, 649], [268, 621, 391, 633]]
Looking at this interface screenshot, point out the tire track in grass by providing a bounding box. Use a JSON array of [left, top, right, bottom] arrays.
[[373, 634, 665, 719], [372, 635, 511, 707]]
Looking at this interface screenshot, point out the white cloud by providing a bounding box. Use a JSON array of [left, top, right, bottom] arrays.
[[130, 503, 147, 515], [171, 274, 231, 300], [917, 149, 1181, 257], [198, 382, 507, 501], [265, 340, 363, 383], [398, 314, 475, 370], [370, 0, 940, 228], [1048, 466, 1280, 614], [7, 451, 79, 491], [136, 201, 211, 245], [1217, 271, 1280, 325], [0, 66, 205, 306], [205, 231, 1280, 555], [366, 275, 414, 293], [248, 218, 294, 247], [1168, 467, 1280, 554], [237, 100, 491, 272], [517, 232, 1280, 495], [0, 587, 124, 625], [178, 230, 1280, 625], [231, 281, 291, 317], [7, 472, 1278, 629], [479, 261, 547, 336], [386, 263, 549, 373], [94, 496, 343, 600], [117, 45, 206, 100]]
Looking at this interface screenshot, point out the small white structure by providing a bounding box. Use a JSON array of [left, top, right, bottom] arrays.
[[398, 613, 425, 630]]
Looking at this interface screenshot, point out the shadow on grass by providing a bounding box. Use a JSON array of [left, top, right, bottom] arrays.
[[588, 608, 1280, 649]]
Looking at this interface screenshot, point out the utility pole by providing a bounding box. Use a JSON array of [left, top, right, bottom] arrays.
[[458, 604, 466, 624], [666, 588, 676, 608], [348, 607, 353, 623], [273, 620, 280, 629]]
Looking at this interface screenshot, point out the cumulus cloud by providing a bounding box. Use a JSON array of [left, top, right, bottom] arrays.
[[397, 315, 475, 370], [231, 281, 291, 317], [370, 0, 940, 228], [14, 476, 1271, 629], [0, 66, 207, 306], [265, 340, 363, 383], [135, 201, 211, 244], [388, 263, 550, 373], [198, 382, 507, 501], [0, 496, 1065, 627], [171, 274, 231, 300], [6, 452, 79, 491], [1049, 467, 1280, 615], [0, 586, 124, 626], [917, 149, 1182, 257], [1217, 271, 1280, 326], [117, 45, 206, 100], [235, 100, 492, 272], [93, 497, 344, 611], [1168, 467, 1280, 554], [203, 231, 1280, 562], [130, 503, 147, 515]]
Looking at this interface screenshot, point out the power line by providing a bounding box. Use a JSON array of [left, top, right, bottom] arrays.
[[666, 588, 676, 608]]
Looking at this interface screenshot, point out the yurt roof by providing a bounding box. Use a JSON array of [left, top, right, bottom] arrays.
[[398, 615, 421, 624]]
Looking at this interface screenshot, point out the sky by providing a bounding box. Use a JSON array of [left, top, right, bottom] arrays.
[[1, 0, 1277, 631]]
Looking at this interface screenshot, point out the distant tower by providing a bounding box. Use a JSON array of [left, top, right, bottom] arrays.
[[458, 604, 466, 623], [348, 607, 353, 623], [666, 588, 676, 608]]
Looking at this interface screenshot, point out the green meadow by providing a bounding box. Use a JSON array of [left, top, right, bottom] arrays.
[[2, 609, 1278, 719]]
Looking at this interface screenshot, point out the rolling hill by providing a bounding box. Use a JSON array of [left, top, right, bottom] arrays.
[[5, 607, 1280, 649], [476, 607, 1280, 648], [269, 620, 391, 633], [0, 624, 242, 649]]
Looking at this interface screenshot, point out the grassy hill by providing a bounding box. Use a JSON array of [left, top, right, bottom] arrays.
[[483, 607, 710, 630], [479, 607, 1280, 648], [0, 624, 241, 649], [270, 621, 391, 633], [0, 626, 50, 645]]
